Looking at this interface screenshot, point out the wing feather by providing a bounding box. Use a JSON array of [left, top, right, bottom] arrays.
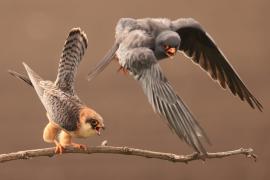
[[55, 27, 88, 95], [126, 48, 210, 154], [172, 18, 263, 111]]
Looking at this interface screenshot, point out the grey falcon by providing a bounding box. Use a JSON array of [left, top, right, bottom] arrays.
[[87, 18, 263, 155], [9, 28, 105, 153]]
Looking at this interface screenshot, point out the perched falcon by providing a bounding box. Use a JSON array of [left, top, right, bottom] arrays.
[[9, 28, 105, 153], [88, 18, 263, 155]]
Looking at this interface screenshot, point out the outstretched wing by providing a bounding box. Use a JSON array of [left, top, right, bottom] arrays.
[[172, 18, 263, 111], [23, 63, 80, 131], [125, 47, 210, 155], [55, 27, 88, 95]]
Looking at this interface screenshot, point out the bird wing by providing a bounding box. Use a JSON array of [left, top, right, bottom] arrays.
[[87, 42, 119, 81], [55, 27, 88, 95], [42, 89, 81, 131], [23, 62, 80, 131], [172, 18, 262, 111], [22, 62, 57, 110], [22, 62, 47, 99], [125, 47, 210, 154]]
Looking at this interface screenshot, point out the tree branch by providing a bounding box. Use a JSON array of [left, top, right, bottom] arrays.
[[0, 143, 257, 163]]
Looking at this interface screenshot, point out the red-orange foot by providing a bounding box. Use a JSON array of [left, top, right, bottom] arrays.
[[54, 140, 65, 154], [71, 143, 87, 150], [55, 144, 65, 154]]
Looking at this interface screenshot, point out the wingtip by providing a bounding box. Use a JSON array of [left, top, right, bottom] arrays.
[[87, 72, 96, 82], [248, 95, 263, 112], [22, 62, 32, 73], [86, 76, 92, 82], [256, 102, 263, 112], [8, 69, 18, 77], [86, 75, 92, 82], [86, 42, 120, 82], [22, 62, 28, 68], [69, 27, 88, 48], [7, 69, 19, 79], [7, 69, 15, 75]]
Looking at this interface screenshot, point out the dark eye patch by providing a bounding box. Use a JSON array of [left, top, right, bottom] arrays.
[[86, 118, 98, 128]]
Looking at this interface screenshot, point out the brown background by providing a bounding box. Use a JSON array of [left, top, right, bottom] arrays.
[[0, 0, 269, 179]]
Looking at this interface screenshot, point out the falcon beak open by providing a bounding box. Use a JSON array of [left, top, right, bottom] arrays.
[[95, 126, 105, 136], [165, 46, 177, 58]]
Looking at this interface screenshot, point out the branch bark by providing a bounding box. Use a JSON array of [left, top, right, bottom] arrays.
[[0, 144, 257, 163]]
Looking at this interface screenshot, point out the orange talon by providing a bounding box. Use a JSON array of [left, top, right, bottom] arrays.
[[55, 144, 64, 154], [54, 144, 65, 154], [54, 140, 65, 154]]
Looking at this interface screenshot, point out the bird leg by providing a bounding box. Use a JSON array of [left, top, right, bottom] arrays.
[[43, 122, 64, 154], [59, 130, 87, 150], [54, 140, 65, 154]]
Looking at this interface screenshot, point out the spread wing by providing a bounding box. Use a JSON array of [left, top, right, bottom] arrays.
[[55, 27, 88, 95], [125, 47, 210, 154], [23, 62, 80, 131], [172, 18, 263, 111]]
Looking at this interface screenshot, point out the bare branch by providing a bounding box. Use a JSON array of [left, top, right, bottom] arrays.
[[0, 145, 257, 163]]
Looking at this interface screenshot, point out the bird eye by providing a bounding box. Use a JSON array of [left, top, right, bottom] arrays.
[[163, 45, 170, 50], [90, 119, 98, 127], [86, 118, 98, 128]]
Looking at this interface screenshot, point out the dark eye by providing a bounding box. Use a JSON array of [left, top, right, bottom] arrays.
[[86, 118, 98, 128], [163, 45, 170, 50], [91, 120, 98, 126]]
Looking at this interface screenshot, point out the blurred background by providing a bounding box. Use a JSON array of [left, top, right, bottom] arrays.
[[0, 0, 269, 179]]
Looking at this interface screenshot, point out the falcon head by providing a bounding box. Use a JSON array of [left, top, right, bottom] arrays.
[[79, 107, 105, 137], [86, 116, 105, 136], [155, 31, 180, 59]]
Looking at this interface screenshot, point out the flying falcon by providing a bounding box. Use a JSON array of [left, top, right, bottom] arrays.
[[9, 28, 105, 153], [87, 18, 263, 155]]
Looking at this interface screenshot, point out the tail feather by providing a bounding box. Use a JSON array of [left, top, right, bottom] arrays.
[[8, 69, 33, 87], [87, 42, 119, 81], [22, 62, 45, 97]]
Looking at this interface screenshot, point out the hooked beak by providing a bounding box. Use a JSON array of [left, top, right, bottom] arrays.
[[165, 47, 177, 58], [95, 126, 105, 136]]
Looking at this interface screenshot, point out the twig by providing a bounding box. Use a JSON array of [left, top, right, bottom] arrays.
[[0, 144, 257, 163]]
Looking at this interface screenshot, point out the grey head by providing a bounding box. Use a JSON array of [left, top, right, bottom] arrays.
[[154, 30, 180, 60]]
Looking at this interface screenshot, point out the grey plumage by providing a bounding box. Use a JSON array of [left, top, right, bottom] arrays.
[[10, 28, 88, 131], [172, 18, 262, 111], [88, 17, 263, 154], [55, 28, 88, 96]]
